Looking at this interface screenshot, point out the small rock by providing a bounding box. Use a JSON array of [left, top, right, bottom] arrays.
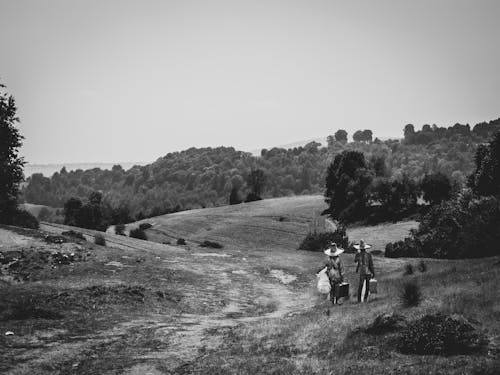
[[5, 331, 14, 336]]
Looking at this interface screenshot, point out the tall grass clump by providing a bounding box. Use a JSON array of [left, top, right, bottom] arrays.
[[418, 260, 427, 272], [404, 263, 414, 275], [400, 280, 422, 307], [298, 225, 349, 251], [94, 233, 106, 246]]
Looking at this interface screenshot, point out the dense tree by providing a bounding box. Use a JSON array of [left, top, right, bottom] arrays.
[[421, 173, 452, 205], [325, 151, 373, 222], [362, 129, 373, 143], [0, 83, 25, 222], [469, 131, 500, 197], [246, 169, 266, 197], [229, 186, 242, 205], [334, 129, 348, 143], [353, 130, 364, 142]]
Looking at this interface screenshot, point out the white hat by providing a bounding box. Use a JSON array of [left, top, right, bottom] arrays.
[[324, 243, 344, 257], [353, 239, 372, 250]]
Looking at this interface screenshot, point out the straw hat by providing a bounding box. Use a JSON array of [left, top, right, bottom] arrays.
[[353, 239, 372, 250], [324, 243, 344, 257]]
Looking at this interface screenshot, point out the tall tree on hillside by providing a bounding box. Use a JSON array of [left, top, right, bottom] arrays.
[[327, 135, 335, 148], [334, 129, 348, 143], [362, 129, 373, 143], [246, 169, 266, 197], [229, 186, 242, 205], [469, 131, 500, 197], [0, 83, 25, 223], [352, 130, 364, 142], [325, 151, 373, 222]]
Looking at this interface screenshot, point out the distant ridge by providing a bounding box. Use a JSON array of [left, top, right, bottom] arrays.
[[24, 162, 149, 177]]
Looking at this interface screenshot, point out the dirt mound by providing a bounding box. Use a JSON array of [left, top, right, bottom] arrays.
[[398, 313, 488, 355]]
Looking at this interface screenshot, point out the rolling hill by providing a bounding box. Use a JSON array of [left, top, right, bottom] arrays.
[[1, 195, 498, 374]]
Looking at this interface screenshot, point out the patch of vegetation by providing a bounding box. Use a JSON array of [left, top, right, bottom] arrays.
[[1, 297, 64, 321], [365, 313, 407, 335], [94, 233, 106, 246], [400, 280, 422, 307], [10, 209, 39, 229], [398, 313, 488, 355], [61, 230, 86, 240], [129, 227, 147, 240], [177, 238, 186, 245], [114, 223, 126, 235], [418, 260, 427, 272], [404, 263, 414, 275], [299, 225, 348, 251], [200, 240, 223, 249], [139, 222, 152, 230]]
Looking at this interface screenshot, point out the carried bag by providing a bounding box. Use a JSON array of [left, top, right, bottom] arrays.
[[317, 268, 331, 294], [369, 278, 378, 294], [336, 282, 350, 298]]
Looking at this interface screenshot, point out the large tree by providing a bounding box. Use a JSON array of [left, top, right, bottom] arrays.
[[334, 129, 348, 143], [0, 83, 25, 222], [421, 172, 452, 205], [325, 151, 373, 222], [469, 131, 500, 197]]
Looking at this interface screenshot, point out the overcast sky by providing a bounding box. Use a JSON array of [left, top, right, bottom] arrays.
[[1, 0, 499, 164]]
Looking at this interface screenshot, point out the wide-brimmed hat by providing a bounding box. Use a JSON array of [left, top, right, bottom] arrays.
[[324, 243, 344, 257], [353, 239, 372, 250]]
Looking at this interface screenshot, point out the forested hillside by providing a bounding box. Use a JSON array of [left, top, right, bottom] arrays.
[[21, 118, 500, 220]]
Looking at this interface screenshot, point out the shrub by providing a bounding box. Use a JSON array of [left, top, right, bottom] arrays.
[[115, 223, 126, 235], [365, 313, 407, 335], [139, 222, 152, 230], [245, 192, 262, 202], [11, 209, 39, 229], [94, 233, 106, 246], [299, 225, 349, 251], [417, 260, 427, 272], [200, 240, 223, 249], [129, 227, 147, 240], [398, 313, 488, 355], [61, 230, 85, 240], [177, 238, 186, 245], [400, 280, 422, 307], [404, 263, 414, 275]]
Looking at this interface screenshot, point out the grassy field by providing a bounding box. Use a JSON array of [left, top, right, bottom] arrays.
[[1, 196, 498, 374]]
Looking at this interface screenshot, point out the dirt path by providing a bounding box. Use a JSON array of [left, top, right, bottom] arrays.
[[10, 223, 319, 374]]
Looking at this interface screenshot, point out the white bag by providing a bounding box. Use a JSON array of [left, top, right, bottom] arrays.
[[316, 267, 331, 294]]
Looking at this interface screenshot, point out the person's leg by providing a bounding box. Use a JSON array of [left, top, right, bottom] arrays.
[[364, 276, 370, 301], [357, 276, 363, 302]]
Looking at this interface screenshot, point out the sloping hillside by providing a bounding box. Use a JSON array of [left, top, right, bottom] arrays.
[[123, 195, 418, 253]]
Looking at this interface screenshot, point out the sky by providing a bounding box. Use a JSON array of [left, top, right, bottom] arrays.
[[1, 0, 499, 164]]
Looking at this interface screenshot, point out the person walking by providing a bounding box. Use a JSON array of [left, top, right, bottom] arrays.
[[354, 239, 375, 302], [323, 243, 345, 305]]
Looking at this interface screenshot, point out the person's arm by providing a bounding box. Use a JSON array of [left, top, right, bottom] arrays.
[[369, 254, 375, 278], [354, 253, 360, 273]]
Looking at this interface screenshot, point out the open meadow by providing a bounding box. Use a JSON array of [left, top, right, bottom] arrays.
[[1, 196, 498, 374]]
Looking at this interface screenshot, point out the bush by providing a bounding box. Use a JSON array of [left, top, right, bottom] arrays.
[[417, 260, 427, 273], [245, 192, 262, 203], [115, 223, 126, 235], [400, 280, 422, 307], [11, 209, 39, 229], [200, 240, 223, 249], [139, 222, 152, 230], [299, 225, 349, 251], [177, 238, 186, 245], [94, 233, 106, 246], [365, 313, 407, 335], [404, 263, 414, 275], [129, 227, 147, 240], [398, 313, 488, 355], [61, 230, 86, 240]]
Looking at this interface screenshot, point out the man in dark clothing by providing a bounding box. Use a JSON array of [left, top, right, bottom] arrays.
[[354, 239, 375, 302]]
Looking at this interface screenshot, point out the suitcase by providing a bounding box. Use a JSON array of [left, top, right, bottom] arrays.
[[336, 282, 350, 298], [369, 278, 378, 294]]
